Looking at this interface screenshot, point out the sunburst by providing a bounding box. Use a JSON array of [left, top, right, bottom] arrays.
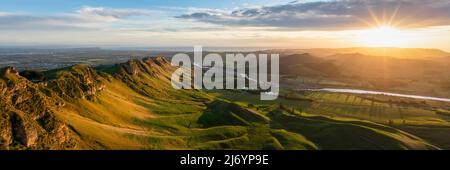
[[358, 25, 411, 47]]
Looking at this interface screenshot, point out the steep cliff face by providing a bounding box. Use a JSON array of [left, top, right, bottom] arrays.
[[116, 57, 178, 98], [119, 57, 173, 77], [0, 67, 77, 149]]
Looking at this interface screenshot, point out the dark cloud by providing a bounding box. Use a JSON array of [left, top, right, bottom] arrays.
[[176, 0, 450, 29]]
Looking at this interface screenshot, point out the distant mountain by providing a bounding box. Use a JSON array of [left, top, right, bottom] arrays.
[[271, 47, 450, 60]]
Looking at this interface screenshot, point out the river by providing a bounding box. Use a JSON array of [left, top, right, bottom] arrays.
[[300, 88, 450, 102]]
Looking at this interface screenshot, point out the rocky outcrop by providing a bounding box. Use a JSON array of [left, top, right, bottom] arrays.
[[142, 57, 174, 77], [122, 59, 140, 76], [1, 66, 19, 77], [47, 65, 106, 101], [0, 66, 78, 149], [0, 112, 13, 149], [9, 111, 38, 147], [119, 57, 173, 77], [116, 57, 176, 98], [0, 57, 175, 150]]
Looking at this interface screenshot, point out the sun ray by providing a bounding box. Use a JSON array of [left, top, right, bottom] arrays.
[[388, 3, 401, 26], [364, 0, 381, 27]]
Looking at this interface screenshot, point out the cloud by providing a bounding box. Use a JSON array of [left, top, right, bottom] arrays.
[[0, 13, 98, 30], [176, 0, 450, 29], [0, 6, 156, 31], [77, 6, 154, 21]]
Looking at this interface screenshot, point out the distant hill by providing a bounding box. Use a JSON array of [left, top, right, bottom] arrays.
[[280, 53, 340, 77], [272, 47, 450, 60], [279, 52, 450, 97]]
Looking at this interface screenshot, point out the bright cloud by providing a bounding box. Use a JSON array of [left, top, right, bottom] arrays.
[[176, 0, 450, 29]]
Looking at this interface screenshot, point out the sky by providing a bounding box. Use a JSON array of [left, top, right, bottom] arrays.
[[0, 0, 449, 51]]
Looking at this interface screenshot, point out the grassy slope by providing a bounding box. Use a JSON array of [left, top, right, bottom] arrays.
[[217, 89, 449, 149], [3, 56, 442, 150], [55, 77, 436, 149]]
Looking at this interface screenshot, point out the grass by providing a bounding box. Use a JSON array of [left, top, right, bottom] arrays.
[[436, 109, 450, 117], [216, 89, 450, 126], [270, 129, 317, 150], [6, 59, 448, 150], [197, 100, 270, 127], [96, 64, 121, 74], [269, 109, 434, 149], [211, 88, 450, 149]]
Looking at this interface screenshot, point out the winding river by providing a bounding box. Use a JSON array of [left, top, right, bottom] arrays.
[[301, 88, 450, 103]]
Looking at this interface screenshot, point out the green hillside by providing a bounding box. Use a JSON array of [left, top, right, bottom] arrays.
[[0, 57, 444, 150]]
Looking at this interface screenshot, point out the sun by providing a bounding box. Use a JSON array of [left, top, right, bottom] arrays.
[[358, 26, 412, 47]]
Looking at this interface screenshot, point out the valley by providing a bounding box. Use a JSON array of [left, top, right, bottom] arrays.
[[1, 47, 450, 150]]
